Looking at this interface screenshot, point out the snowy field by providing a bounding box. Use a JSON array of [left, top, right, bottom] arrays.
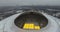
[[0, 6, 60, 21]]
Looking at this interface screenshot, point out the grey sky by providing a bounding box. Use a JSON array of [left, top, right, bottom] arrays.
[[0, 0, 60, 6]]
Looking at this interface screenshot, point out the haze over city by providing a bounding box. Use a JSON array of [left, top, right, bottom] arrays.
[[0, 0, 60, 6]]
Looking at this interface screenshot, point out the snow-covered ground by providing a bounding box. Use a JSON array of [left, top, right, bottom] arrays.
[[0, 6, 60, 21]]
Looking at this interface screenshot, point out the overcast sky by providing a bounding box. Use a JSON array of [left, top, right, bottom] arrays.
[[0, 0, 60, 6]]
